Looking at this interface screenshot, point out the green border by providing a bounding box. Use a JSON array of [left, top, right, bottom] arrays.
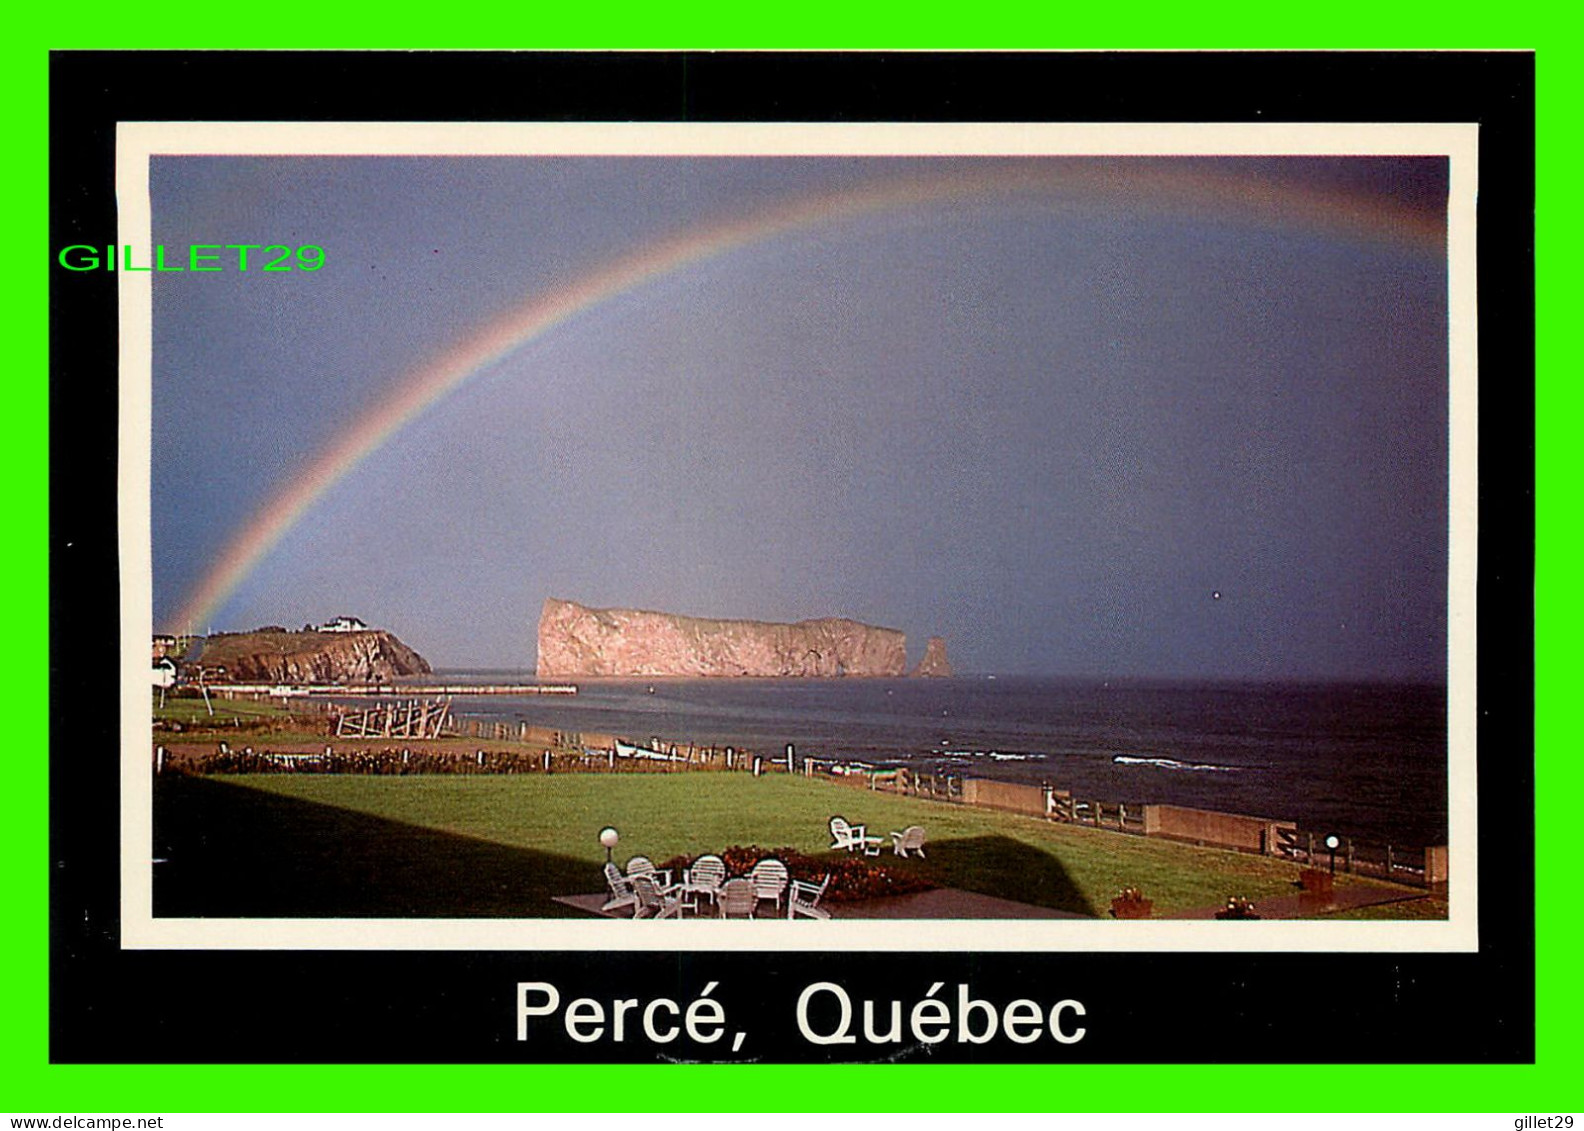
[[13, 6, 1564, 1112]]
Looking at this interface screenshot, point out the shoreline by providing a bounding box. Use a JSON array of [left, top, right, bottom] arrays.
[[158, 675, 1449, 849]]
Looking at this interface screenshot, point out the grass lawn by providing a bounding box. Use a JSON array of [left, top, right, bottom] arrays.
[[154, 692, 293, 727], [152, 770, 1427, 920]]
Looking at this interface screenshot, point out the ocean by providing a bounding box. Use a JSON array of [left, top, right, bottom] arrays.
[[423, 674, 1449, 848]]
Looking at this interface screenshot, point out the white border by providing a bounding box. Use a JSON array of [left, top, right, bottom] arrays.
[[118, 121, 1479, 952]]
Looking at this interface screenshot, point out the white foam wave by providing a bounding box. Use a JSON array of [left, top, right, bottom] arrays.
[[1112, 755, 1242, 773], [937, 750, 1043, 761]]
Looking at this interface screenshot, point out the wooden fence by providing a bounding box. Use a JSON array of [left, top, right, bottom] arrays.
[[1275, 827, 1443, 886], [1063, 796, 1148, 834]]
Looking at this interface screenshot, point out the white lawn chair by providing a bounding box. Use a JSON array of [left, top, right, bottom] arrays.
[[788, 874, 833, 920], [683, 854, 727, 912], [829, 815, 882, 856], [751, 858, 790, 912], [625, 855, 673, 888], [631, 873, 684, 920], [716, 877, 757, 919], [600, 861, 639, 916], [890, 825, 927, 858]]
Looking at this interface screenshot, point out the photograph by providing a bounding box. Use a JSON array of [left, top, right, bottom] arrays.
[[35, 49, 1540, 1082]]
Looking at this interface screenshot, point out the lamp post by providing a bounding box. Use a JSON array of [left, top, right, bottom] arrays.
[[599, 826, 620, 864], [1325, 834, 1341, 876]]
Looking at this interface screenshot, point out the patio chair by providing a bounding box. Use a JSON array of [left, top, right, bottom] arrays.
[[600, 861, 639, 916], [631, 873, 684, 920], [890, 825, 927, 858], [788, 874, 833, 920], [625, 855, 673, 888], [829, 815, 882, 856], [750, 857, 790, 912], [716, 877, 756, 919], [684, 854, 727, 912]]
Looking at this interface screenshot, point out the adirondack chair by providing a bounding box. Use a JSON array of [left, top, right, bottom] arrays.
[[631, 873, 684, 920], [600, 861, 639, 916], [716, 877, 757, 919], [625, 855, 673, 888], [890, 825, 928, 858], [750, 858, 790, 911], [830, 815, 882, 855], [683, 854, 727, 911], [788, 874, 833, 920]]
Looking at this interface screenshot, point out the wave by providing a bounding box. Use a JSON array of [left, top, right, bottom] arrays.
[[1112, 755, 1244, 773], [936, 750, 1044, 761]]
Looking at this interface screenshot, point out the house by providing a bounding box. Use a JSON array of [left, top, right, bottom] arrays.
[[152, 633, 177, 660], [320, 616, 370, 633]]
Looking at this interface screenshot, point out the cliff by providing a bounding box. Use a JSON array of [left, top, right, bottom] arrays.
[[536, 598, 908, 678], [195, 628, 431, 685], [911, 636, 953, 678]]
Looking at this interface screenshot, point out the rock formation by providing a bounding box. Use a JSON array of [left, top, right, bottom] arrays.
[[536, 598, 908, 678], [195, 628, 431, 684], [911, 636, 953, 678]]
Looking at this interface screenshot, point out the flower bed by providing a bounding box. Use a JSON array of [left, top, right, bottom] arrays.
[[659, 844, 935, 903]]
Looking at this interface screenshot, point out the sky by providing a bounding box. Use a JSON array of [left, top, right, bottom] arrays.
[[149, 153, 1449, 679]]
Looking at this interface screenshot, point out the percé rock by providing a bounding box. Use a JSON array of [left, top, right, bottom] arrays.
[[536, 598, 908, 678], [195, 628, 431, 684], [911, 636, 953, 678]]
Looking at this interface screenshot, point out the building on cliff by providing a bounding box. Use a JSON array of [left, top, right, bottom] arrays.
[[319, 615, 370, 633], [191, 626, 430, 684]]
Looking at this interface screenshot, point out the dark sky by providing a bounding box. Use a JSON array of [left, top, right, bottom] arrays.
[[150, 154, 1449, 679]]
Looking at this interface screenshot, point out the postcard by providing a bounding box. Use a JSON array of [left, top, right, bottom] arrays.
[[46, 50, 1533, 1064]]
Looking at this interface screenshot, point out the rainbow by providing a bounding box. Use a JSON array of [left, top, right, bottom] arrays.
[[170, 160, 1444, 632]]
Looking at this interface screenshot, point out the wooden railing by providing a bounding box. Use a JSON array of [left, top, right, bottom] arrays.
[[1274, 827, 1432, 885]]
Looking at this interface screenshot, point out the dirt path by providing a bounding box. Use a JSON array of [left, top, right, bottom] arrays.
[[1169, 883, 1431, 920]]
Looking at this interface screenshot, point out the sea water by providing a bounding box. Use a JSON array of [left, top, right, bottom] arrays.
[[421, 674, 1448, 847]]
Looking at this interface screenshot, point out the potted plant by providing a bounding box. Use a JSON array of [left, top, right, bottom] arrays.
[[1109, 886, 1154, 919], [1214, 895, 1261, 920]]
